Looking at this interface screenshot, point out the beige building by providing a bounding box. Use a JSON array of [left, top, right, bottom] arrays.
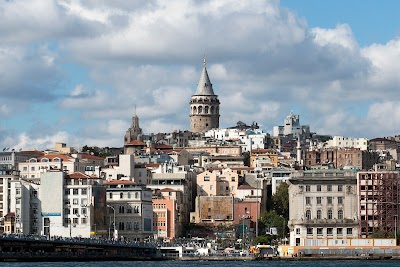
[[196, 168, 239, 197], [288, 170, 359, 246]]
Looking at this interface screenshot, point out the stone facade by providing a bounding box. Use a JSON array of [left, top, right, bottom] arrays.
[[190, 57, 220, 133]]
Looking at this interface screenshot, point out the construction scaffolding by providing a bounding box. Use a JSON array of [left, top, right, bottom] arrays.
[[358, 171, 399, 238]]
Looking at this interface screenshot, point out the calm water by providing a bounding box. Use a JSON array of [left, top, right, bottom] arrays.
[[1, 261, 400, 267]]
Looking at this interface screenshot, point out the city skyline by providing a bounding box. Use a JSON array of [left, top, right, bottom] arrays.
[[1, 0, 400, 150]]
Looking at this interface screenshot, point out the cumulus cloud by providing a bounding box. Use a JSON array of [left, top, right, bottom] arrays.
[[1, 0, 400, 149]]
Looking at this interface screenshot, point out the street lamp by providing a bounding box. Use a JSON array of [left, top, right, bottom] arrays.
[[107, 205, 116, 240]]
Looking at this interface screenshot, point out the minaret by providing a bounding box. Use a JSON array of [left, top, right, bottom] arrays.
[[189, 56, 220, 133]]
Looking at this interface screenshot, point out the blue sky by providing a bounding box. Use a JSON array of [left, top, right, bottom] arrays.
[[1, 0, 400, 150]]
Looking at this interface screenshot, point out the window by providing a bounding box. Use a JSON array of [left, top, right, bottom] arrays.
[[65, 189, 70, 195], [347, 228, 353, 235], [73, 218, 79, 224], [81, 188, 87, 195], [73, 199, 79, 205], [305, 210, 311, 220], [317, 210, 322, 219], [73, 189, 78, 195], [128, 192, 131, 199], [327, 209, 333, 219], [204, 176, 210, 181], [306, 185, 310, 192], [73, 208, 79, 215], [81, 208, 86, 214], [338, 197, 343, 204], [337, 228, 343, 235], [31, 166, 35, 171], [119, 206, 125, 213], [81, 218, 87, 224], [317, 197, 322, 204], [109, 192, 113, 199], [327, 185, 332, 192], [338, 185, 343, 192], [327, 197, 333, 204], [327, 228, 333, 236], [306, 197, 311, 205], [317, 228, 323, 235], [127, 207, 132, 213], [307, 228, 313, 235], [296, 228, 300, 235], [317, 185, 321, 192], [135, 192, 139, 199], [120, 193, 123, 199], [338, 210, 343, 219]]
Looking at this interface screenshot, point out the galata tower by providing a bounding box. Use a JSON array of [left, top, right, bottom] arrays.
[[190, 57, 220, 133]]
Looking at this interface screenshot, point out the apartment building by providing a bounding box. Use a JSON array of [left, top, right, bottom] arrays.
[[196, 168, 239, 197], [104, 180, 153, 240], [288, 170, 359, 246]]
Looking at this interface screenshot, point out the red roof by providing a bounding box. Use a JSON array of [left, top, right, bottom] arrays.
[[126, 140, 146, 146], [145, 163, 161, 168], [80, 154, 104, 160], [103, 180, 136, 185], [5, 212, 15, 218], [159, 188, 179, 192], [68, 172, 98, 179]]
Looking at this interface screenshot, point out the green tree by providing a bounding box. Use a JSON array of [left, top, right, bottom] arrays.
[[272, 182, 289, 219], [259, 210, 286, 240]]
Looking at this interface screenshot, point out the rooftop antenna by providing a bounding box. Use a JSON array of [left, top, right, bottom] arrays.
[[203, 54, 206, 66]]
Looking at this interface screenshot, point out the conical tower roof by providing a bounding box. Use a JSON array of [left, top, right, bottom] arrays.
[[194, 56, 216, 96]]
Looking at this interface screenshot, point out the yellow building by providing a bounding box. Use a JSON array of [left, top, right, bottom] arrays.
[[250, 149, 279, 168]]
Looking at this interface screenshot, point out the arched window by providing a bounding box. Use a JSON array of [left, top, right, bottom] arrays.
[[29, 158, 37, 163], [338, 210, 343, 219], [327, 209, 333, 219], [193, 106, 197, 114], [317, 210, 322, 219], [128, 192, 131, 199], [52, 157, 61, 162], [120, 193, 123, 199], [41, 158, 49, 162], [305, 210, 311, 220], [198, 106, 203, 114], [204, 106, 209, 114], [135, 192, 139, 199], [210, 106, 215, 114], [119, 222, 125, 231]]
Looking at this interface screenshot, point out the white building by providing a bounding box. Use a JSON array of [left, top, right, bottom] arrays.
[[288, 170, 359, 246], [273, 111, 310, 137], [325, 136, 369, 151]]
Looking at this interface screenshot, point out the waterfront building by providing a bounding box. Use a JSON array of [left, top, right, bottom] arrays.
[[104, 180, 153, 240], [9, 171, 107, 237], [152, 188, 183, 240], [189, 57, 220, 133], [288, 170, 359, 246], [357, 170, 399, 238]]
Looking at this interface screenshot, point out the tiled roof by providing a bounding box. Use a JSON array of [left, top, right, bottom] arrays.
[[68, 172, 98, 179], [145, 163, 161, 168], [126, 140, 146, 146], [154, 144, 173, 150], [159, 188, 178, 192], [80, 154, 104, 160]]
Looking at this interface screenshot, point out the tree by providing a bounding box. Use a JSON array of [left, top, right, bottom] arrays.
[[272, 182, 289, 219], [259, 210, 286, 240]]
